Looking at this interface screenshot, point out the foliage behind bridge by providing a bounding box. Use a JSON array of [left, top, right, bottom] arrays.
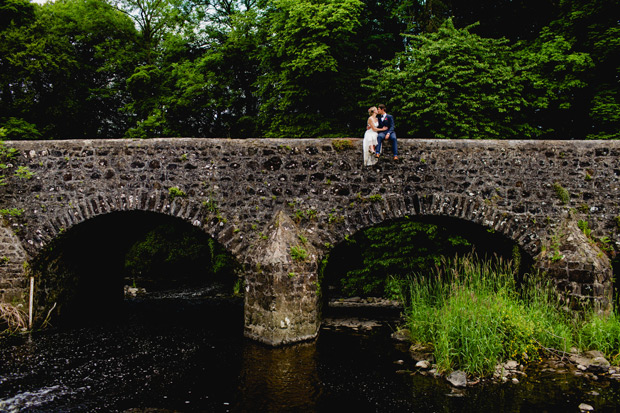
[[0, 0, 618, 139]]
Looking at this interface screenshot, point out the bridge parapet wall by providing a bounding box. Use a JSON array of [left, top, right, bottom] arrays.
[[0, 138, 618, 342]]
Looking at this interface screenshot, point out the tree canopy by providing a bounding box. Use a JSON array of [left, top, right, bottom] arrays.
[[0, 0, 618, 139]]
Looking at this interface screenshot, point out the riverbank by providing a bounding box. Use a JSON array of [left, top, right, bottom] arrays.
[[392, 327, 620, 386], [2, 288, 620, 411], [324, 293, 620, 411], [390, 254, 620, 379]]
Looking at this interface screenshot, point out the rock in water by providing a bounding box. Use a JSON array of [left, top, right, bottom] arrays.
[[578, 403, 594, 411], [505, 360, 518, 370], [416, 360, 431, 369], [447, 371, 467, 387], [391, 329, 410, 342], [589, 356, 610, 373]]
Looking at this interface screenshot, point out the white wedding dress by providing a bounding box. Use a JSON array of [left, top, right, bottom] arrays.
[[363, 118, 379, 166]]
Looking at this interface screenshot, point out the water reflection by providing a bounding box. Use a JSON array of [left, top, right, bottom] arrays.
[[1, 296, 620, 412], [236, 341, 320, 412]]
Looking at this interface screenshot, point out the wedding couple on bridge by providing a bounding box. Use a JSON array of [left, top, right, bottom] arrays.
[[363, 104, 398, 166]]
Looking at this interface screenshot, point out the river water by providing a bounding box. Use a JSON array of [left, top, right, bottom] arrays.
[[1, 292, 619, 412]]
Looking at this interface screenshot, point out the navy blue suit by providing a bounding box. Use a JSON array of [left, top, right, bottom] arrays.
[[376, 114, 398, 156]]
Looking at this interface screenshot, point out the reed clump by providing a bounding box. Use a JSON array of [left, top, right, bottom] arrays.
[[0, 302, 28, 334], [396, 253, 620, 376], [577, 312, 620, 365]]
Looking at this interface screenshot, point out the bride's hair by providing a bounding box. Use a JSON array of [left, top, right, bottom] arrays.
[[368, 106, 377, 116]]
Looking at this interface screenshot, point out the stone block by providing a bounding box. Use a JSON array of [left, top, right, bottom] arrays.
[[569, 269, 593, 283], [593, 282, 606, 297], [581, 284, 594, 296]]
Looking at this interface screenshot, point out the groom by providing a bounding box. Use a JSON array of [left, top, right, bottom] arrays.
[[375, 104, 398, 160]]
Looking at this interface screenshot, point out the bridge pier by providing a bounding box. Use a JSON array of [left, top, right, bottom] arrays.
[[0, 222, 29, 304], [243, 210, 321, 346], [535, 215, 614, 312]]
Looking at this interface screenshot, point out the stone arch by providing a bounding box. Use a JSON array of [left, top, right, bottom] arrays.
[[30, 190, 250, 264], [28, 203, 243, 326], [324, 193, 542, 259], [316, 193, 538, 304], [320, 192, 613, 313]]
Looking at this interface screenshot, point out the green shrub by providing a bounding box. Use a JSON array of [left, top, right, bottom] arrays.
[[0, 141, 18, 161], [0, 208, 24, 218], [330, 220, 473, 297], [0, 138, 20, 186], [15, 166, 34, 180], [332, 139, 354, 152], [553, 182, 570, 204], [290, 245, 308, 262], [168, 187, 187, 201], [124, 224, 238, 289], [202, 199, 218, 213], [578, 219, 591, 237], [0, 118, 41, 140]]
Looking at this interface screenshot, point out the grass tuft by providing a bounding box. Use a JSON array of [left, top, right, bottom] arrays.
[[397, 254, 620, 376]]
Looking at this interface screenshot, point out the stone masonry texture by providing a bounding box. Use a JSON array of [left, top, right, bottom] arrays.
[[0, 138, 618, 344]]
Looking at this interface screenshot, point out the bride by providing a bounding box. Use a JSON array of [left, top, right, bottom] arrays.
[[363, 106, 386, 166]]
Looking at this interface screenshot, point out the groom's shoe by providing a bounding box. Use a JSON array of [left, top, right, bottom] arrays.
[[393, 156, 399, 160], [375, 153, 380, 158]]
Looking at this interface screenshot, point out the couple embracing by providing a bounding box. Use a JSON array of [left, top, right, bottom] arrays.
[[363, 104, 398, 167]]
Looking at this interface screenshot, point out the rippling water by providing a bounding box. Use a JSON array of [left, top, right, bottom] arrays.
[[1, 294, 619, 412]]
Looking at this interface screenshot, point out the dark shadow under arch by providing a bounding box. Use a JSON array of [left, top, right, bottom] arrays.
[[30, 210, 242, 327], [321, 215, 534, 303]]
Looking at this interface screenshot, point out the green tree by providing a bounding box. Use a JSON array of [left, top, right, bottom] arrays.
[[122, 2, 264, 138], [0, 0, 39, 136], [324, 220, 473, 297], [123, 64, 169, 138], [124, 0, 408, 139], [323, 218, 527, 298], [111, 0, 193, 65], [0, 0, 35, 29], [394, 0, 557, 41], [367, 19, 538, 139], [255, 0, 364, 137], [124, 223, 238, 288], [393, 0, 451, 34], [543, 0, 620, 139], [0, 0, 139, 139], [520, 29, 594, 139], [334, 0, 408, 135], [163, 8, 263, 137], [125, 223, 211, 283], [0, 117, 41, 140]]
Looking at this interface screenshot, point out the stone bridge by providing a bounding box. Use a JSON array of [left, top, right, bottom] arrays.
[[0, 138, 618, 345]]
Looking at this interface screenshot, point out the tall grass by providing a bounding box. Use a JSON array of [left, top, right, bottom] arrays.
[[397, 254, 619, 376], [578, 312, 620, 365]]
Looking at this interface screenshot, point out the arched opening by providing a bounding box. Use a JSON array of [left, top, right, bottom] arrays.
[[321, 216, 533, 316], [29, 211, 242, 328]]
